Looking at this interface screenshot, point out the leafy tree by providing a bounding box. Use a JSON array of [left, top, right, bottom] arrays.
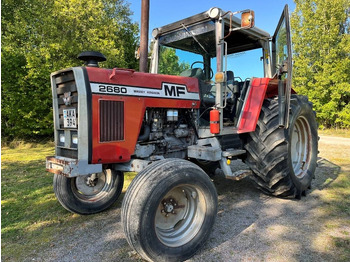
[[291, 0, 350, 128], [158, 46, 189, 75], [1, 0, 139, 139]]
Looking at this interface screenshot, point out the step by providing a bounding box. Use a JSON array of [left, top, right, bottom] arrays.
[[187, 145, 221, 161], [222, 149, 246, 158]]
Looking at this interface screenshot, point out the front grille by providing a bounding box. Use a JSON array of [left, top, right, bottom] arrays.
[[53, 70, 79, 159], [59, 148, 78, 159], [55, 71, 78, 129], [100, 100, 124, 142]]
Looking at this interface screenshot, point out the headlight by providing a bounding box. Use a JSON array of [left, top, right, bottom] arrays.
[[72, 134, 78, 144], [59, 133, 65, 143]]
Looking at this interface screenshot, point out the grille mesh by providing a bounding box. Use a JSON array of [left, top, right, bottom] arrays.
[[100, 100, 124, 142], [55, 70, 78, 129]]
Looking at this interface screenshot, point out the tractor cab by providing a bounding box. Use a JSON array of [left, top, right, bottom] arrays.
[[150, 6, 292, 136]]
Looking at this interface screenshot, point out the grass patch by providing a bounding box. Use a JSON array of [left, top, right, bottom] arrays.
[[319, 172, 350, 219], [317, 136, 350, 259], [1, 142, 137, 261], [319, 128, 350, 138], [2, 138, 350, 261]]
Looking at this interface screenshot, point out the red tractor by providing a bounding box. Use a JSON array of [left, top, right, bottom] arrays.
[[46, 5, 317, 261]]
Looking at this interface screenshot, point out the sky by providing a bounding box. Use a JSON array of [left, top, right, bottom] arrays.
[[126, 0, 296, 79]]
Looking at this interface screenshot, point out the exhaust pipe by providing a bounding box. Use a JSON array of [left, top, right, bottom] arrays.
[[139, 0, 150, 73]]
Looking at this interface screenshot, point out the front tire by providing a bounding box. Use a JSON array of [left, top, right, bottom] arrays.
[[122, 159, 217, 262], [244, 95, 318, 198], [53, 169, 124, 215]]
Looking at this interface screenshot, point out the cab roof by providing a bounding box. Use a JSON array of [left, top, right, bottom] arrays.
[[152, 8, 270, 57]]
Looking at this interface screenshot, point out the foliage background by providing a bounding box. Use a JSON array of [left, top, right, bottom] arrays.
[[1, 0, 139, 139], [1, 0, 350, 140], [291, 0, 350, 128]]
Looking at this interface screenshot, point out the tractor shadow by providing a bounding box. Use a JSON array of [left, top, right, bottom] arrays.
[[188, 157, 344, 261], [17, 157, 344, 262]]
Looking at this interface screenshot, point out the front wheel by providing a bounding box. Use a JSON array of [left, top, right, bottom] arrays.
[[244, 95, 318, 198], [53, 169, 124, 215], [122, 159, 217, 262]]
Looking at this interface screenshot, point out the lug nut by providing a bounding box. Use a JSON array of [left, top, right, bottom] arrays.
[[161, 209, 165, 213]]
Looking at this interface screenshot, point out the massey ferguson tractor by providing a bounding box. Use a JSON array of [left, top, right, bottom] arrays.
[[46, 5, 318, 261]]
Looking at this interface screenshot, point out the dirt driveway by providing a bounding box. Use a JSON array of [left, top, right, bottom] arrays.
[[31, 135, 350, 262]]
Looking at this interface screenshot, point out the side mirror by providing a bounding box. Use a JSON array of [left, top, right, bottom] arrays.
[[241, 10, 255, 28]]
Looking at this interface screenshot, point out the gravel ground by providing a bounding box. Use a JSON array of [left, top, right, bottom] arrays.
[[29, 136, 349, 262]]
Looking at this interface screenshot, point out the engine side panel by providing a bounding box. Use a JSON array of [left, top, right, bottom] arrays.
[[87, 67, 200, 164]]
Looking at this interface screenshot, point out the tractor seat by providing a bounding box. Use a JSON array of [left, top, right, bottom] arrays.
[[180, 68, 214, 104], [180, 68, 205, 80]]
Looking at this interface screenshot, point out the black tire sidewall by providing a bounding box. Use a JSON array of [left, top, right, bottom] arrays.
[[54, 169, 124, 214], [126, 161, 217, 261], [287, 98, 318, 190]]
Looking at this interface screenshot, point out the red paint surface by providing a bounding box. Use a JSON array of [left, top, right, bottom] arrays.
[[86, 67, 297, 163], [87, 68, 200, 164], [86, 67, 200, 93], [237, 78, 270, 134]]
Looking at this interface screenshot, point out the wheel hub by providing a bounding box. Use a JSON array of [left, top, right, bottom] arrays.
[[86, 175, 98, 187], [291, 116, 311, 179], [161, 198, 183, 216], [74, 172, 108, 197], [155, 186, 206, 247]]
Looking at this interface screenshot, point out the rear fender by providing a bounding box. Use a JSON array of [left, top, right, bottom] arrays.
[[237, 78, 270, 134]]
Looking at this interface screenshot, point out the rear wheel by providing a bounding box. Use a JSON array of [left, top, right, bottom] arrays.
[[53, 169, 124, 214], [122, 159, 217, 262], [244, 95, 318, 198]]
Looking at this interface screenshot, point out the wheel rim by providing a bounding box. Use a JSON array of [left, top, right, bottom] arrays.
[[155, 185, 206, 247], [72, 170, 113, 201], [290, 116, 312, 179]]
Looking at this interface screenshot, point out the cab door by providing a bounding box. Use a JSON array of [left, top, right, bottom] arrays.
[[272, 4, 293, 128]]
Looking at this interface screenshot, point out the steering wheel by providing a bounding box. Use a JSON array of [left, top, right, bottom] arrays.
[[191, 61, 214, 79]]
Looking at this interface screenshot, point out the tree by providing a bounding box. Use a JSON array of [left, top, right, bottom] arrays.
[[158, 46, 189, 75], [291, 0, 350, 128], [1, 0, 139, 139]]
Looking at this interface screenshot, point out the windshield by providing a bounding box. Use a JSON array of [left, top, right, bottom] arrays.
[[158, 44, 264, 81], [158, 46, 201, 76]]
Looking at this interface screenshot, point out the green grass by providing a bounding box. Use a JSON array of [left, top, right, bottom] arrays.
[[1, 142, 135, 261], [319, 128, 350, 138], [2, 140, 350, 261], [1, 142, 69, 260]]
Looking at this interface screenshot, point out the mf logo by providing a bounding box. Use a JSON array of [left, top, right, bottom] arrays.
[[163, 83, 186, 97]]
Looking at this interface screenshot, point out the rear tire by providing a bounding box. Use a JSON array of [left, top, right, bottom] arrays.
[[122, 159, 217, 262], [53, 169, 124, 214], [244, 95, 318, 198]]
